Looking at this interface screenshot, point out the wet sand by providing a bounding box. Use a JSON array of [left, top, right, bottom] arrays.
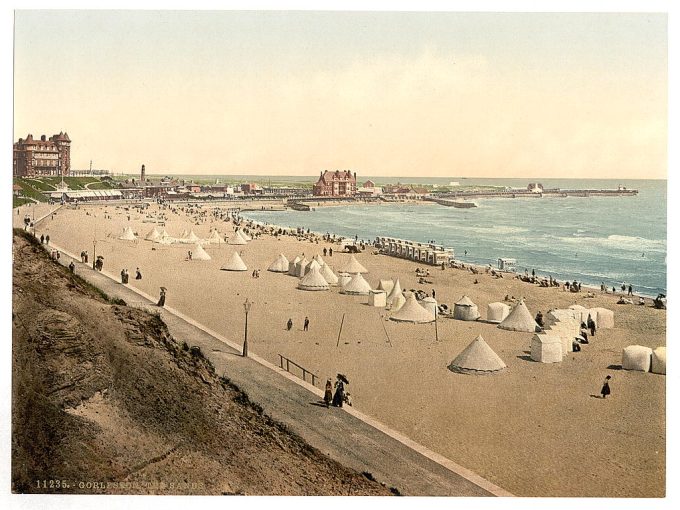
[[28, 201, 666, 497]]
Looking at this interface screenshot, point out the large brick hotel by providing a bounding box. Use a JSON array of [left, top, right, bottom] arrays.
[[312, 170, 357, 196], [13, 132, 71, 177]]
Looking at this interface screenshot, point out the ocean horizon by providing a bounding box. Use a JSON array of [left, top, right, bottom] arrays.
[[240, 178, 667, 297]]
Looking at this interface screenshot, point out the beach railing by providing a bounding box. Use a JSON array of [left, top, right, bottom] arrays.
[[278, 354, 319, 387]]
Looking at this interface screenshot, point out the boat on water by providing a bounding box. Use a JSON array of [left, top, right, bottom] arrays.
[[433, 198, 478, 208]]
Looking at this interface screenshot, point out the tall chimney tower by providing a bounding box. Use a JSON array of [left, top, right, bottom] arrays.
[[141, 164, 146, 182]]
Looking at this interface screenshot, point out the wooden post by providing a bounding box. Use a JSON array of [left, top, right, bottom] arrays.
[[336, 313, 346, 348]]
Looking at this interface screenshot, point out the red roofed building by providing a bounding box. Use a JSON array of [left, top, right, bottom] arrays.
[[312, 170, 357, 197], [14, 132, 71, 177]]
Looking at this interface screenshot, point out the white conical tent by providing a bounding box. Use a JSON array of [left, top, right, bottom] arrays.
[[320, 263, 339, 285], [179, 229, 189, 239], [118, 226, 137, 240], [159, 228, 171, 239], [268, 253, 290, 273], [448, 335, 507, 374], [337, 272, 352, 287], [221, 252, 247, 271], [390, 293, 434, 323], [288, 255, 302, 275], [186, 230, 201, 242], [228, 233, 247, 245], [392, 293, 406, 311], [340, 255, 368, 274], [386, 279, 404, 305], [498, 300, 539, 332], [487, 302, 511, 323], [377, 279, 395, 294], [237, 229, 251, 241], [298, 266, 330, 291], [145, 227, 161, 241], [295, 257, 309, 277], [453, 295, 481, 321], [305, 259, 321, 275], [341, 273, 373, 295], [207, 230, 226, 244], [191, 244, 211, 261], [313, 254, 325, 266]]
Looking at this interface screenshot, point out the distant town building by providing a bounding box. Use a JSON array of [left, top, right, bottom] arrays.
[[241, 183, 263, 195], [527, 183, 544, 193], [313, 170, 357, 196], [13, 132, 71, 177]]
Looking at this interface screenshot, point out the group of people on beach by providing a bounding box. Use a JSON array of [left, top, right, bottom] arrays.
[[323, 375, 351, 408]]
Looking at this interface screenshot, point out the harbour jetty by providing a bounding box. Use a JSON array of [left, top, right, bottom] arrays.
[[426, 184, 638, 204]]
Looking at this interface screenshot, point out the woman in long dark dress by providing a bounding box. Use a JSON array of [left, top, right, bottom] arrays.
[[324, 380, 333, 408], [157, 288, 166, 307], [332, 380, 345, 407], [601, 375, 611, 399]]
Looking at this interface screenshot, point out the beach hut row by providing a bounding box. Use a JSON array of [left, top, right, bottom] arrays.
[[140, 226, 247, 245]]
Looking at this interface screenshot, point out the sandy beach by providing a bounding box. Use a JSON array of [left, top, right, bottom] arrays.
[[23, 201, 666, 497]]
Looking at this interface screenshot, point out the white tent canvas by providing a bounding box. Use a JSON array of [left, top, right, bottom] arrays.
[[421, 297, 438, 317], [295, 257, 309, 277], [651, 347, 666, 375], [268, 253, 290, 273], [391, 293, 406, 311], [191, 244, 211, 261], [179, 229, 188, 239], [144, 227, 161, 242], [320, 263, 339, 285], [228, 234, 247, 245], [487, 302, 511, 323], [341, 273, 372, 295], [186, 230, 201, 243], [448, 335, 507, 374], [298, 266, 330, 291], [118, 226, 137, 241], [591, 307, 615, 329], [453, 295, 480, 321], [386, 279, 403, 305], [220, 252, 247, 271], [368, 290, 387, 307], [340, 255, 368, 274], [337, 272, 352, 287], [377, 279, 395, 294], [531, 333, 564, 363], [239, 230, 252, 241], [622, 345, 652, 372], [207, 230, 226, 244], [313, 254, 325, 266], [305, 259, 321, 275], [498, 300, 539, 332], [390, 293, 434, 323], [288, 255, 302, 275]]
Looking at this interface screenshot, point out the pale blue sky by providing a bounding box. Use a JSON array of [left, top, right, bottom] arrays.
[[13, 10, 668, 177]]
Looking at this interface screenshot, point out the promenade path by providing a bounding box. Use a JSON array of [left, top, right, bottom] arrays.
[[17, 207, 511, 497]]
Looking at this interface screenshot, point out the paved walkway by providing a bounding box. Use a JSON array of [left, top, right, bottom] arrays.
[[29, 220, 511, 496]]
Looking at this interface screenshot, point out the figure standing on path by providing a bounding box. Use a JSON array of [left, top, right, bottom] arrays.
[[303, 316, 309, 331], [600, 375, 612, 399], [628, 284, 633, 296], [587, 315, 596, 337], [324, 379, 333, 408], [157, 287, 166, 307], [68, 261, 75, 273], [432, 289, 436, 299], [135, 268, 142, 280], [329, 248, 333, 257], [40, 234, 45, 244], [332, 379, 345, 407], [287, 318, 293, 331], [46, 235, 50, 245]]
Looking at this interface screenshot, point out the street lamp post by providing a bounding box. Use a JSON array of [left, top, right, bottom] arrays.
[[243, 298, 252, 357], [92, 238, 97, 270]]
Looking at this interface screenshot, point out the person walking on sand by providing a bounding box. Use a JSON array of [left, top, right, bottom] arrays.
[[329, 247, 333, 257], [287, 318, 293, 331], [432, 289, 436, 299], [587, 315, 596, 337], [40, 234, 45, 244], [600, 375, 612, 399], [303, 316, 309, 331], [46, 235, 50, 245], [68, 261, 75, 273], [135, 268, 142, 280], [324, 379, 333, 408], [628, 284, 633, 296], [332, 378, 345, 407]]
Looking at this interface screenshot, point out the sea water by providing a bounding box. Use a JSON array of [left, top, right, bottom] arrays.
[[242, 178, 667, 296]]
